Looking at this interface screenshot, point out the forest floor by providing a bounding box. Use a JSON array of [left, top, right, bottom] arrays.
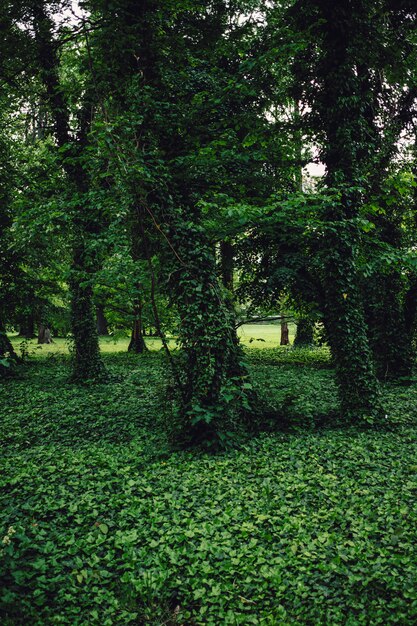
[[2, 342, 417, 624]]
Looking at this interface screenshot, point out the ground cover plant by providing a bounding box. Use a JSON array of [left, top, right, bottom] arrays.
[[2, 344, 417, 625]]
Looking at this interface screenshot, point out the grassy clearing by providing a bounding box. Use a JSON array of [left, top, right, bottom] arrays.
[[8, 323, 297, 358], [238, 323, 297, 348], [2, 349, 417, 624]]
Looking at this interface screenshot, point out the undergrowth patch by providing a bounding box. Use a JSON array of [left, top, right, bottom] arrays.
[[2, 350, 417, 624]]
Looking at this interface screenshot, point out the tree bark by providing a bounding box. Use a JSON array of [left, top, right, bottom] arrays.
[[37, 324, 45, 344], [38, 324, 53, 344], [294, 317, 314, 346], [96, 305, 109, 336], [293, 0, 383, 419], [18, 314, 36, 338], [128, 299, 147, 353], [220, 240, 234, 291], [280, 321, 290, 345]]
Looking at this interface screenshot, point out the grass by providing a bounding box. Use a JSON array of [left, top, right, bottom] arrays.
[[9, 323, 297, 358], [2, 346, 417, 624]]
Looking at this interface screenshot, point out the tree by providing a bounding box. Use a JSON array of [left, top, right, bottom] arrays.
[[30, 0, 105, 381], [287, 0, 396, 420], [84, 0, 260, 442]]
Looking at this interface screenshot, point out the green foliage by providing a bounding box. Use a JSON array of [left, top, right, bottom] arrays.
[[168, 219, 251, 445], [4, 0, 416, 434], [2, 352, 417, 624]]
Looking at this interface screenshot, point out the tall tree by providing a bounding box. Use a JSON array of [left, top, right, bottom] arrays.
[[289, 0, 385, 419], [86, 0, 257, 442], [30, 0, 105, 381]]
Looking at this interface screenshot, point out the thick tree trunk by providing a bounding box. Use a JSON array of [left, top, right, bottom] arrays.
[[322, 228, 381, 418], [96, 0, 252, 443], [38, 324, 53, 344], [18, 314, 36, 338], [171, 221, 251, 443], [294, 317, 314, 346], [300, 1, 383, 420], [96, 304, 109, 336], [366, 272, 413, 380], [37, 324, 45, 344]]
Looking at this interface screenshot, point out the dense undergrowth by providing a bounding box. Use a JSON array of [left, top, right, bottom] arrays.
[[2, 348, 417, 624]]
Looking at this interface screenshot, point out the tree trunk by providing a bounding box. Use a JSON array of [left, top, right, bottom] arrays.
[[37, 324, 46, 344], [0, 320, 15, 359], [321, 228, 381, 418], [294, 317, 314, 346], [280, 320, 289, 345], [128, 300, 147, 353], [69, 243, 104, 381], [366, 271, 413, 380], [95, 0, 252, 443], [18, 314, 36, 338], [170, 221, 251, 443], [38, 324, 53, 344], [96, 304, 109, 336], [220, 240, 234, 291], [293, 0, 383, 420]]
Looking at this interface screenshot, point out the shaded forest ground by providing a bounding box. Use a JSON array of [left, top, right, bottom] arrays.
[[2, 343, 417, 624]]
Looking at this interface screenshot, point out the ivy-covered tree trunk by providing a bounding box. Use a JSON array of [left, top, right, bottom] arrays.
[[170, 221, 250, 444], [294, 317, 314, 346], [365, 271, 413, 380], [69, 243, 104, 380], [291, 0, 383, 420], [92, 0, 253, 441], [321, 224, 381, 418]]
